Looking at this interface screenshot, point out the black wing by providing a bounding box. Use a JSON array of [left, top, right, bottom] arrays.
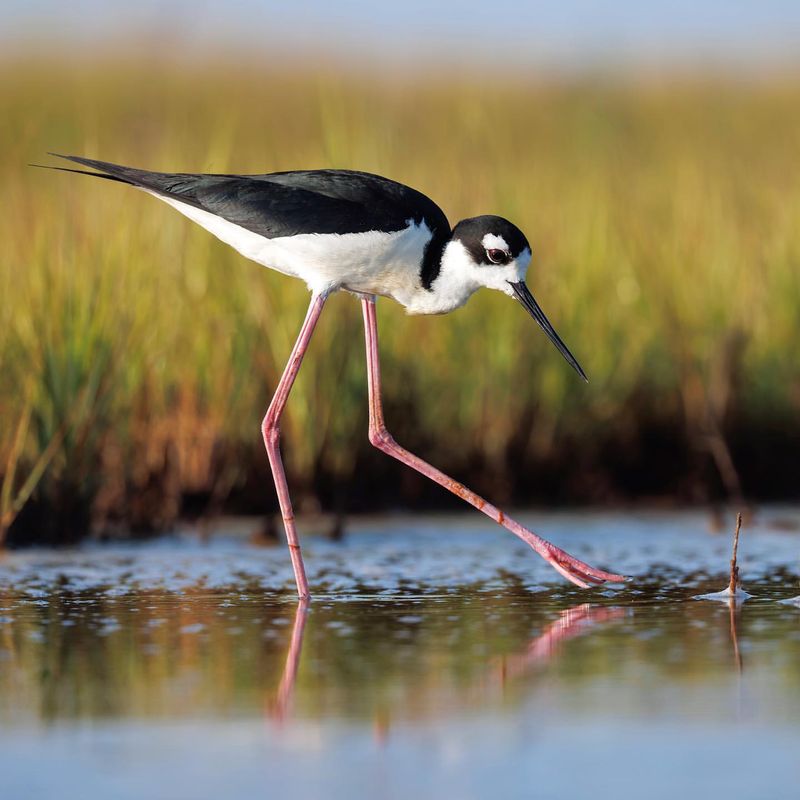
[[44, 154, 451, 241]]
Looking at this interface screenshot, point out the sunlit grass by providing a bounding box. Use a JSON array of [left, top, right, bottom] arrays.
[[2, 57, 799, 539]]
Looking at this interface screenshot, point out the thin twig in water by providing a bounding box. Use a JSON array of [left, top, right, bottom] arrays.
[[728, 512, 742, 594]]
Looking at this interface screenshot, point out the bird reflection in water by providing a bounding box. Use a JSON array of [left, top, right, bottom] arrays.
[[495, 604, 627, 687], [268, 599, 310, 722], [267, 601, 627, 723]]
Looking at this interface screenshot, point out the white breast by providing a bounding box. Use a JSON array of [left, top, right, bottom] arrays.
[[144, 189, 432, 300]]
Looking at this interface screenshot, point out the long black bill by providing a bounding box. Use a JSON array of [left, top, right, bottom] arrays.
[[509, 281, 588, 382]]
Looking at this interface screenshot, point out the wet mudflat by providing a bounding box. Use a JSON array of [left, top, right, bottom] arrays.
[[0, 510, 798, 800]]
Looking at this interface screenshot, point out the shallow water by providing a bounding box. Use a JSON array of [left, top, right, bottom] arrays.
[[0, 509, 798, 799]]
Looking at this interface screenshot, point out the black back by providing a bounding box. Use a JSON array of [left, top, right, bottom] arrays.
[[47, 155, 451, 285], [47, 155, 451, 237]]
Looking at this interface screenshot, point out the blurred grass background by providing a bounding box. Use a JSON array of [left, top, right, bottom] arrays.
[[1, 55, 799, 543]]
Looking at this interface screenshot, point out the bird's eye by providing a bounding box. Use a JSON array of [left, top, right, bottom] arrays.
[[486, 248, 508, 264]]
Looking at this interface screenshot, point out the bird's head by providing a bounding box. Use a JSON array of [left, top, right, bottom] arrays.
[[439, 215, 586, 381]]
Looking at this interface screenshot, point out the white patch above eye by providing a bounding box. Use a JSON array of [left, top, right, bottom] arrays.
[[481, 233, 509, 252]]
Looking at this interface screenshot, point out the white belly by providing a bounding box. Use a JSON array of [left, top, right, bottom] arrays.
[[147, 190, 431, 301]]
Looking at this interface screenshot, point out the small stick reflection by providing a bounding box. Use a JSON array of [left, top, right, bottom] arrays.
[[728, 597, 743, 675]]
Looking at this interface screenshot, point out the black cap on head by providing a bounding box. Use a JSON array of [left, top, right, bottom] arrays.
[[451, 216, 530, 265]]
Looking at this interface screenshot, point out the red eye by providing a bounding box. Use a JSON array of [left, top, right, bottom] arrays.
[[486, 248, 507, 264]]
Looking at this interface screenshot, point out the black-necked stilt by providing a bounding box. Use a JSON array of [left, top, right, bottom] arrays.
[[41, 154, 627, 596]]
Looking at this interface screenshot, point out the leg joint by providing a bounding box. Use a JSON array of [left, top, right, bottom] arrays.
[[368, 424, 395, 450], [261, 418, 280, 447]]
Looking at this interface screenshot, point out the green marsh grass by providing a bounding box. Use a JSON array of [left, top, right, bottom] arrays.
[[2, 57, 799, 540]]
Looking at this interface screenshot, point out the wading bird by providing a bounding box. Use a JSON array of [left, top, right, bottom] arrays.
[[42, 154, 627, 597]]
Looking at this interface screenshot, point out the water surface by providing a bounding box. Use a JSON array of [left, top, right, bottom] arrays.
[[0, 510, 798, 799]]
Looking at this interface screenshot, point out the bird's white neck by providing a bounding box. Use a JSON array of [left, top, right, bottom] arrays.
[[404, 239, 481, 315]]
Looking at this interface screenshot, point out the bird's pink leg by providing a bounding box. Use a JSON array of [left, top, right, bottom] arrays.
[[360, 296, 628, 588], [262, 293, 327, 599]]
